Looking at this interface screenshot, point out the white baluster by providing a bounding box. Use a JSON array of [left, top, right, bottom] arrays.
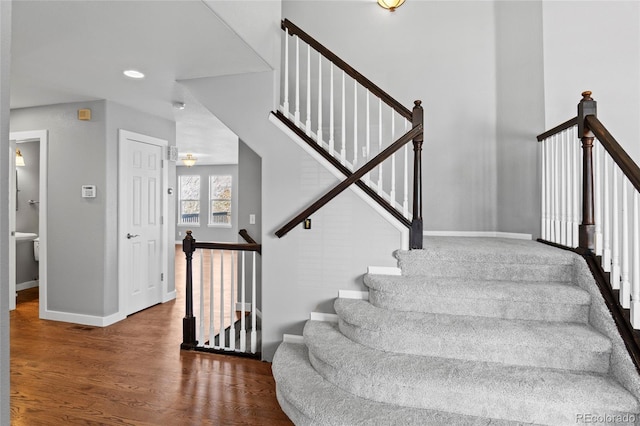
[[199, 250, 204, 346], [294, 37, 300, 124], [560, 131, 567, 246], [611, 167, 620, 289], [553, 136, 560, 243], [594, 143, 603, 255], [329, 63, 335, 156], [229, 251, 236, 351], [403, 120, 409, 218], [565, 130, 573, 245], [305, 45, 311, 136], [365, 91, 370, 183], [572, 126, 581, 247], [340, 71, 346, 166], [377, 98, 383, 195], [630, 190, 640, 328], [219, 250, 225, 348], [240, 251, 246, 352], [390, 111, 396, 205], [621, 179, 631, 309], [283, 27, 289, 114], [209, 249, 214, 347], [541, 139, 547, 240], [317, 52, 323, 144], [250, 252, 257, 353], [603, 154, 611, 272], [353, 81, 358, 169]]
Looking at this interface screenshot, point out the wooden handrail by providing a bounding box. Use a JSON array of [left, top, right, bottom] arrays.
[[193, 241, 261, 253], [585, 115, 640, 193], [536, 116, 578, 142], [275, 124, 423, 238], [281, 19, 412, 121], [239, 229, 258, 245]]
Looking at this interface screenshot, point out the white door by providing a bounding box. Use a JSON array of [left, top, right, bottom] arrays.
[[119, 135, 163, 315], [8, 140, 16, 310]]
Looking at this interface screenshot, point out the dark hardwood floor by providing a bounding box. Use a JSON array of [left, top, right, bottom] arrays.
[[10, 255, 292, 425]]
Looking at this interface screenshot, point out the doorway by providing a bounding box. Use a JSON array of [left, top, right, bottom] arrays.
[[8, 130, 48, 315], [118, 130, 170, 316]]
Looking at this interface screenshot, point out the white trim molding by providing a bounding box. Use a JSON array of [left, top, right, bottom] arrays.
[[42, 309, 126, 327], [424, 231, 532, 240], [283, 334, 304, 344], [16, 280, 38, 291], [367, 266, 402, 275], [309, 312, 338, 323], [338, 290, 369, 300]]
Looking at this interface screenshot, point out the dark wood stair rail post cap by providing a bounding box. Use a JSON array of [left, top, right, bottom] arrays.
[[181, 230, 198, 350], [578, 91, 597, 254]]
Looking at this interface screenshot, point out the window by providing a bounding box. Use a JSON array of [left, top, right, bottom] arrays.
[[178, 175, 200, 226], [209, 175, 232, 226]]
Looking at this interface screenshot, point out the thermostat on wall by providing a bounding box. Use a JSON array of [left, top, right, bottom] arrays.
[[81, 185, 96, 198]]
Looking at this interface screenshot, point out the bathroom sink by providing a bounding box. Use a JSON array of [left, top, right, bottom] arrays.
[[14, 232, 37, 241]]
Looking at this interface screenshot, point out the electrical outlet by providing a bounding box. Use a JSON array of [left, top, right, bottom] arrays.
[[249, 214, 256, 225], [303, 218, 311, 229]]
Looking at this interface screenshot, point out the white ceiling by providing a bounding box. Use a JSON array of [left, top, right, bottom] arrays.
[[10, 0, 272, 164]]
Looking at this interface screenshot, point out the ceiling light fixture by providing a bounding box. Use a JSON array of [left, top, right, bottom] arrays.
[[15, 149, 25, 167], [123, 69, 145, 79], [377, 0, 405, 12], [181, 153, 197, 167]]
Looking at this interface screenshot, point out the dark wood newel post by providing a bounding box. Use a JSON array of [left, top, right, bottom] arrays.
[[410, 100, 424, 250], [578, 91, 597, 253], [181, 230, 197, 350]]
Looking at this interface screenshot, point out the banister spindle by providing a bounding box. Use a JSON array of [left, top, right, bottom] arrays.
[[410, 100, 424, 250], [621, 179, 631, 308], [283, 27, 290, 114], [219, 250, 225, 348], [251, 252, 257, 353], [403, 120, 409, 218], [377, 98, 383, 195], [611, 166, 620, 289], [631, 190, 640, 327], [229, 252, 236, 350], [365, 91, 371, 182], [240, 251, 247, 352], [578, 91, 597, 253], [390, 111, 397, 205], [353, 80, 358, 168], [317, 52, 323, 144], [541, 139, 547, 240], [603, 154, 612, 271], [181, 230, 197, 349], [329, 63, 335, 155], [572, 126, 580, 247], [294, 36, 300, 124], [341, 71, 346, 165], [208, 249, 214, 346], [594, 143, 603, 255], [305, 45, 311, 136]]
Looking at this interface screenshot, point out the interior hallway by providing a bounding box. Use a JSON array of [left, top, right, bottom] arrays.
[[9, 249, 290, 425]]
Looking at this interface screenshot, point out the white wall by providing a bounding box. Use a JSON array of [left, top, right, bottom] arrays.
[[542, 1, 640, 163], [283, 0, 499, 232], [0, 0, 11, 421], [183, 71, 404, 360]]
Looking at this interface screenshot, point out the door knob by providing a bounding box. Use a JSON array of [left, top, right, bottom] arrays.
[[127, 233, 140, 239]]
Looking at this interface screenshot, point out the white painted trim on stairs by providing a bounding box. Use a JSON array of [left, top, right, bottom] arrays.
[[310, 312, 339, 323], [269, 112, 409, 250], [368, 266, 402, 275], [16, 280, 38, 291], [283, 334, 304, 344], [338, 290, 369, 300], [424, 231, 532, 240]]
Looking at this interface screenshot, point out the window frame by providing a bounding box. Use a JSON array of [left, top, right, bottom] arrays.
[[177, 175, 201, 227], [208, 174, 232, 228]]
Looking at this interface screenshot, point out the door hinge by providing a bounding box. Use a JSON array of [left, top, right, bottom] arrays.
[[161, 273, 164, 282]]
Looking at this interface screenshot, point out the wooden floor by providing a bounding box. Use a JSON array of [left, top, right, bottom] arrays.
[[10, 253, 292, 425]]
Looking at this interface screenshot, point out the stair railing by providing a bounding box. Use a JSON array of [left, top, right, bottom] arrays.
[[537, 91, 640, 371], [181, 230, 261, 357], [276, 19, 423, 249]]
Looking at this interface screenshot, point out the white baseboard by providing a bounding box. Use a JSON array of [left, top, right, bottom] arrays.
[[424, 231, 532, 240], [283, 334, 304, 344], [368, 266, 402, 275], [42, 309, 126, 327], [310, 312, 338, 323], [16, 280, 38, 291], [162, 290, 177, 303], [338, 290, 369, 300]]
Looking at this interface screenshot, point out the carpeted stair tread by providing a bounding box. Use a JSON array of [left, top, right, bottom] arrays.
[[304, 320, 639, 425], [364, 274, 590, 322], [334, 298, 610, 373], [272, 342, 534, 426], [403, 237, 577, 265]]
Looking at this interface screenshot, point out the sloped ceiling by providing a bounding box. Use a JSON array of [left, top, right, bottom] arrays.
[[10, 0, 275, 164]]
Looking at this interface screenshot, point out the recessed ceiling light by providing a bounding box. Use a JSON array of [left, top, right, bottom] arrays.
[[123, 69, 145, 79]]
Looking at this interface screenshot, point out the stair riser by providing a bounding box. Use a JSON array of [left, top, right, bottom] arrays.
[[338, 319, 610, 373], [308, 351, 631, 425], [368, 289, 590, 323], [399, 261, 573, 282]]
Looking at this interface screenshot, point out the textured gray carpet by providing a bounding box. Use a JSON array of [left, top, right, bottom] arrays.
[[272, 237, 640, 425]]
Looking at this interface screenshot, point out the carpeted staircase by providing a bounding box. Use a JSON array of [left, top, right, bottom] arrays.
[[272, 237, 640, 425]]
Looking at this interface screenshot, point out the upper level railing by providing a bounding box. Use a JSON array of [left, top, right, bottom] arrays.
[[181, 230, 261, 357], [537, 91, 640, 370], [275, 19, 424, 249]]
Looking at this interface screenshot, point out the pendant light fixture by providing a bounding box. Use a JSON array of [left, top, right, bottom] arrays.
[[377, 0, 405, 12], [15, 149, 25, 167], [181, 153, 197, 167]]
